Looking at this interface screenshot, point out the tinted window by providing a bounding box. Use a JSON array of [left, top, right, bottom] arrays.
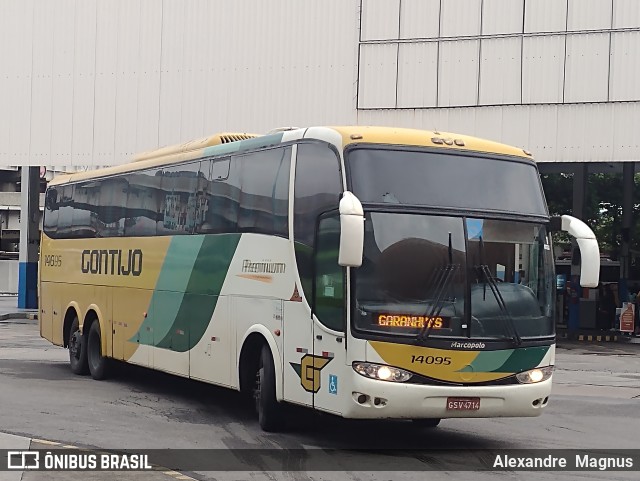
[[44, 179, 130, 239], [157, 162, 203, 235], [56, 185, 75, 237], [236, 147, 291, 237], [208, 156, 230, 181], [124, 170, 162, 237], [44, 175, 154, 239], [94, 177, 128, 237], [314, 215, 345, 332], [199, 157, 239, 234], [353, 213, 467, 338], [43, 188, 60, 237], [293, 142, 342, 300], [70, 182, 101, 237], [43, 147, 292, 239], [348, 148, 547, 217]]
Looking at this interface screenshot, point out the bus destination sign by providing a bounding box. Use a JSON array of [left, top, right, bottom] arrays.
[[377, 314, 450, 329]]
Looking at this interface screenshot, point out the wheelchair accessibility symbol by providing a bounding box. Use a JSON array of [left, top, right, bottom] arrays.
[[328, 374, 338, 395]]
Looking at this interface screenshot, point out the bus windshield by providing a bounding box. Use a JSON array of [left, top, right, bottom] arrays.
[[347, 147, 548, 217], [352, 213, 555, 341]]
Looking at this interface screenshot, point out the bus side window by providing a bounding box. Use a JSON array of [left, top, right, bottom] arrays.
[[200, 156, 238, 234], [53, 185, 75, 238], [70, 182, 101, 238], [158, 162, 202, 235], [43, 188, 60, 238], [123, 170, 162, 237], [209, 156, 230, 181], [293, 142, 342, 304], [236, 147, 291, 237], [96, 177, 128, 237], [314, 215, 345, 332]]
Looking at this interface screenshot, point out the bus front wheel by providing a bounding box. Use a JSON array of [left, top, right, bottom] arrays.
[[253, 345, 285, 432], [87, 321, 109, 380], [68, 317, 88, 375]]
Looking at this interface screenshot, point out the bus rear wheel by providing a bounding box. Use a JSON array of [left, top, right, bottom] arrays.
[[253, 345, 285, 432], [68, 317, 88, 375], [87, 321, 109, 380]]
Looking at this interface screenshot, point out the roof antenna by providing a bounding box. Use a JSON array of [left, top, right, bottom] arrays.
[[434, 126, 440, 135]]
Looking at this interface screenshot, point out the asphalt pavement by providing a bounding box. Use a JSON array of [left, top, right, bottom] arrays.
[[1, 435, 185, 481], [0, 295, 37, 321], [1, 296, 639, 480], [0, 298, 175, 480]]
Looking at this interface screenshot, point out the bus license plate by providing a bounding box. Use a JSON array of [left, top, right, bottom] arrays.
[[446, 397, 480, 411]]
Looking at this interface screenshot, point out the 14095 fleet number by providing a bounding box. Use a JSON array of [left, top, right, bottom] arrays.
[[44, 255, 62, 267], [410, 355, 451, 365]]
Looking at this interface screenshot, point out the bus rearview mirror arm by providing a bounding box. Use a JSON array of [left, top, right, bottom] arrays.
[[550, 215, 600, 288], [338, 191, 364, 267]]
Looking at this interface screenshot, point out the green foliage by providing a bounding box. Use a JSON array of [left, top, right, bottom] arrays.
[[540, 172, 640, 274]]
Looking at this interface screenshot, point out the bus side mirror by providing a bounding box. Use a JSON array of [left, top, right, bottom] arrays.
[[552, 215, 600, 288], [338, 191, 364, 267]]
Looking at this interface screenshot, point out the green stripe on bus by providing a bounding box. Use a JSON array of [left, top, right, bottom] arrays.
[[457, 349, 514, 373], [131, 236, 205, 345], [491, 346, 549, 373], [130, 234, 240, 349], [155, 234, 241, 351]]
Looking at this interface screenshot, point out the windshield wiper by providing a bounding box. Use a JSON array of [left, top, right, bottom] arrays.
[[476, 237, 522, 346], [417, 233, 459, 343]]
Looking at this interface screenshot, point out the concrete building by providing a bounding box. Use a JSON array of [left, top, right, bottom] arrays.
[[1, 0, 639, 167], [1, 0, 640, 315]]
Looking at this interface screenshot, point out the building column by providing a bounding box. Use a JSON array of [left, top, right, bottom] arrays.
[[567, 165, 588, 332], [18, 167, 40, 309], [619, 162, 635, 304], [571, 165, 588, 276]]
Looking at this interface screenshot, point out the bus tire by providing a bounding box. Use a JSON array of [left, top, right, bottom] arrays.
[[68, 317, 88, 375], [87, 321, 109, 380], [412, 418, 441, 428], [254, 345, 285, 432]]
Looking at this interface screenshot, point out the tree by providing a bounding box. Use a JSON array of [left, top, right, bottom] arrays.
[[541, 172, 640, 278]]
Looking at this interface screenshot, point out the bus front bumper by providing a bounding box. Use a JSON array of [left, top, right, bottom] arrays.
[[342, 373, 552, 419]]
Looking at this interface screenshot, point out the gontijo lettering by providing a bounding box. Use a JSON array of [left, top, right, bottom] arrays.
[[81, 249, 143, 276]]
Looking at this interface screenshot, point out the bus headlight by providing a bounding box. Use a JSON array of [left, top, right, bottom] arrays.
[[516, 366, 554, 384], [353, 362, 413, 382]]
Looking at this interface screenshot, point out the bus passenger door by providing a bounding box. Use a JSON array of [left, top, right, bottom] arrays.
[[312, 214, 347, 415], [291, 140, 345, 412], [283, 296, 313, 408]]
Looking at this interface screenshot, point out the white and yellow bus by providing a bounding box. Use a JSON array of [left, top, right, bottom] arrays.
[[39, 126, 599, 431]]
